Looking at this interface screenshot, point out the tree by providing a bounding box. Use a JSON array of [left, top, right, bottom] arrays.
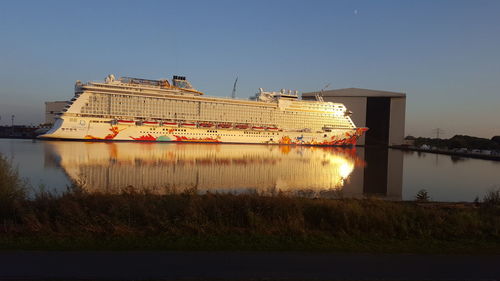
[[492, 136, 500, 145]]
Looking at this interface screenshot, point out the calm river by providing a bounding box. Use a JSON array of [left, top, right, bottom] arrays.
[[0, 138, 498, 202]]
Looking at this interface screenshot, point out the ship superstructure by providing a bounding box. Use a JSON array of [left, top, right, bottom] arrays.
[[41, 74, 367, 145]]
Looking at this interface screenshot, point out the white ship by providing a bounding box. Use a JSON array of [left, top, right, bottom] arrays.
[[41, 74, 367, 145]]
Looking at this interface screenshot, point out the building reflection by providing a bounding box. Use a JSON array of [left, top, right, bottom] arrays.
[[43, 142, 403, 199], [361, 147, 404, 200]]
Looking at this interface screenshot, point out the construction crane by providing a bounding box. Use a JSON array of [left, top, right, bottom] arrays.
[[315, 83, 331, 102], [231, 77, 238, 99]]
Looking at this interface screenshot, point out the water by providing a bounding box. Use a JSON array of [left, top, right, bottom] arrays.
[[0, 138, 498, 202]]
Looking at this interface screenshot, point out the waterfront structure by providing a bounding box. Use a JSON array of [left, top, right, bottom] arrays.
[[45, 101, 67, 125], [40, 75, 366, 145], [303, 88, 406, 146], [0, 125, 39, 139]]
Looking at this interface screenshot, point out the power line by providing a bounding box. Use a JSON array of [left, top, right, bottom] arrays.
[[432, 128, 445, 139]]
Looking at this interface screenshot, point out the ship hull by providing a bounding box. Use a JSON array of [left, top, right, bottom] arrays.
[[41, 117, 366, 146]]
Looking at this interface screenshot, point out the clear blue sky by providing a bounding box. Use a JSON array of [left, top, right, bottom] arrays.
[[1, 0, 499, 138]]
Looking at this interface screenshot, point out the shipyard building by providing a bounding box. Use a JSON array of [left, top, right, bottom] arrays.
[[303, 88, 406, 146], [45, 101, 67, 125]]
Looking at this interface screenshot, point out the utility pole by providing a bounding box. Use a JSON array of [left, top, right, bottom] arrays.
[[231, 77, 238, 99], [11, 115, 14, 127], [432, 128, 445, 139]]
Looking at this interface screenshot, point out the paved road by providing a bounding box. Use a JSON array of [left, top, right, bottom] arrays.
[[0, 251, 499, 280]]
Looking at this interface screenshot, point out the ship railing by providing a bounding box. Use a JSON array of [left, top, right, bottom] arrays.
[[84, 82, 195, 96], [86, 81, 170, 91], [86, 82, 161, 89]]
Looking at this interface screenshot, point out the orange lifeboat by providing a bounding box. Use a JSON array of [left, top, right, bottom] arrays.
[[199, 122, 214, 128], [143, 121, 159, 126], [118, 120, 135, 125], [235, 124, 249, 129], [162, 122, 178, 127], [217, 123, 232, 129]]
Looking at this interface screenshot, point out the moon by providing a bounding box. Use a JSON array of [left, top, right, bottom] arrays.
[[354, 9, 358, 15]]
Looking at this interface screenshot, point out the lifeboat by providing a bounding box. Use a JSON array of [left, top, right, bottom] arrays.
[[199, 122, 214, 128], [143, 121, 159, 126], [181, 122, 196, 127], [252, 126, 264, 130], [217, 123, 232, 129], [118, 120, 135, 125], [235, 124, 249, 129], [266, 127, 279, 131], [162, 122, 178, 127]]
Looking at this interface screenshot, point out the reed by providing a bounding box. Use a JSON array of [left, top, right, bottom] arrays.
[[0, 154, 26, 221], [1, 189, 499, 239]]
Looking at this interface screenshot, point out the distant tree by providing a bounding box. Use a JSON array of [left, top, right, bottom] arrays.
[[412, 135, 500, 150], [405, 135, 416, 140], [415, 189, 430, 202], [492, 136, 500, 145]]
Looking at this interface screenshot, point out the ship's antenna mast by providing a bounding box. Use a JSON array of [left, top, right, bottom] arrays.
[[315, 83, 330, 102], [231, 77, 238, 99]]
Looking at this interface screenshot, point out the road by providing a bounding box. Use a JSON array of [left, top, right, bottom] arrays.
[[0, 251, 499, 280]]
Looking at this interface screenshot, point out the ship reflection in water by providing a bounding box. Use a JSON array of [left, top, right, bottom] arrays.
[[44, 142, 403, 199]]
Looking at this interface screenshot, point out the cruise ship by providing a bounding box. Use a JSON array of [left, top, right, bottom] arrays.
[[41, 74, 367, 145]]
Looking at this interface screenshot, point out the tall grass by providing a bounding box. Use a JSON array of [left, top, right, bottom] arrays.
[[0, 188, 496, 241], [483, 188, 500, 207], [0, 154, 26, 221]]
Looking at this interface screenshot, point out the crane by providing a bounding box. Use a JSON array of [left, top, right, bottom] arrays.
[[231, 77, 238, 99], [315, 83, 331, 102]]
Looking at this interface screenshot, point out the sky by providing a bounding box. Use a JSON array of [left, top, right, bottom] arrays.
[[0, 0, 499, 138]]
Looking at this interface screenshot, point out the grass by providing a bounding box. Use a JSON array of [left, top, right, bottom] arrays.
[[0, 154, 499, 253], [0, 154, 26, 222]]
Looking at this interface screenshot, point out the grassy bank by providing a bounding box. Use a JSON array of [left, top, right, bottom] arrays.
[[1, 155, 499, 253], [1, 190, 499, 253]]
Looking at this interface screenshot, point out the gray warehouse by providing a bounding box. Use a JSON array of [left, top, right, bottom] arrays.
[[303, 88, 406, 146], [45, 101, 67, 125]]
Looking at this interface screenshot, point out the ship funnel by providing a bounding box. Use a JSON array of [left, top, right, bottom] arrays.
[[172, 75, 194, 90], [105, 74, 115, 83]]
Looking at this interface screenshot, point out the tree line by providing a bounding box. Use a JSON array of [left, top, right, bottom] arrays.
[[406, 135, 500, 150]]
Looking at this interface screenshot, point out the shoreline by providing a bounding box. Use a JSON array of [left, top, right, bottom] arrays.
[[3, 137, 500, 162], [391, 145, 500, 161]]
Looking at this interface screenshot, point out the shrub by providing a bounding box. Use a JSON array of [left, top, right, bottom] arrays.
[[415, 189, 430, 202], [483, 188, 500, 207]]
